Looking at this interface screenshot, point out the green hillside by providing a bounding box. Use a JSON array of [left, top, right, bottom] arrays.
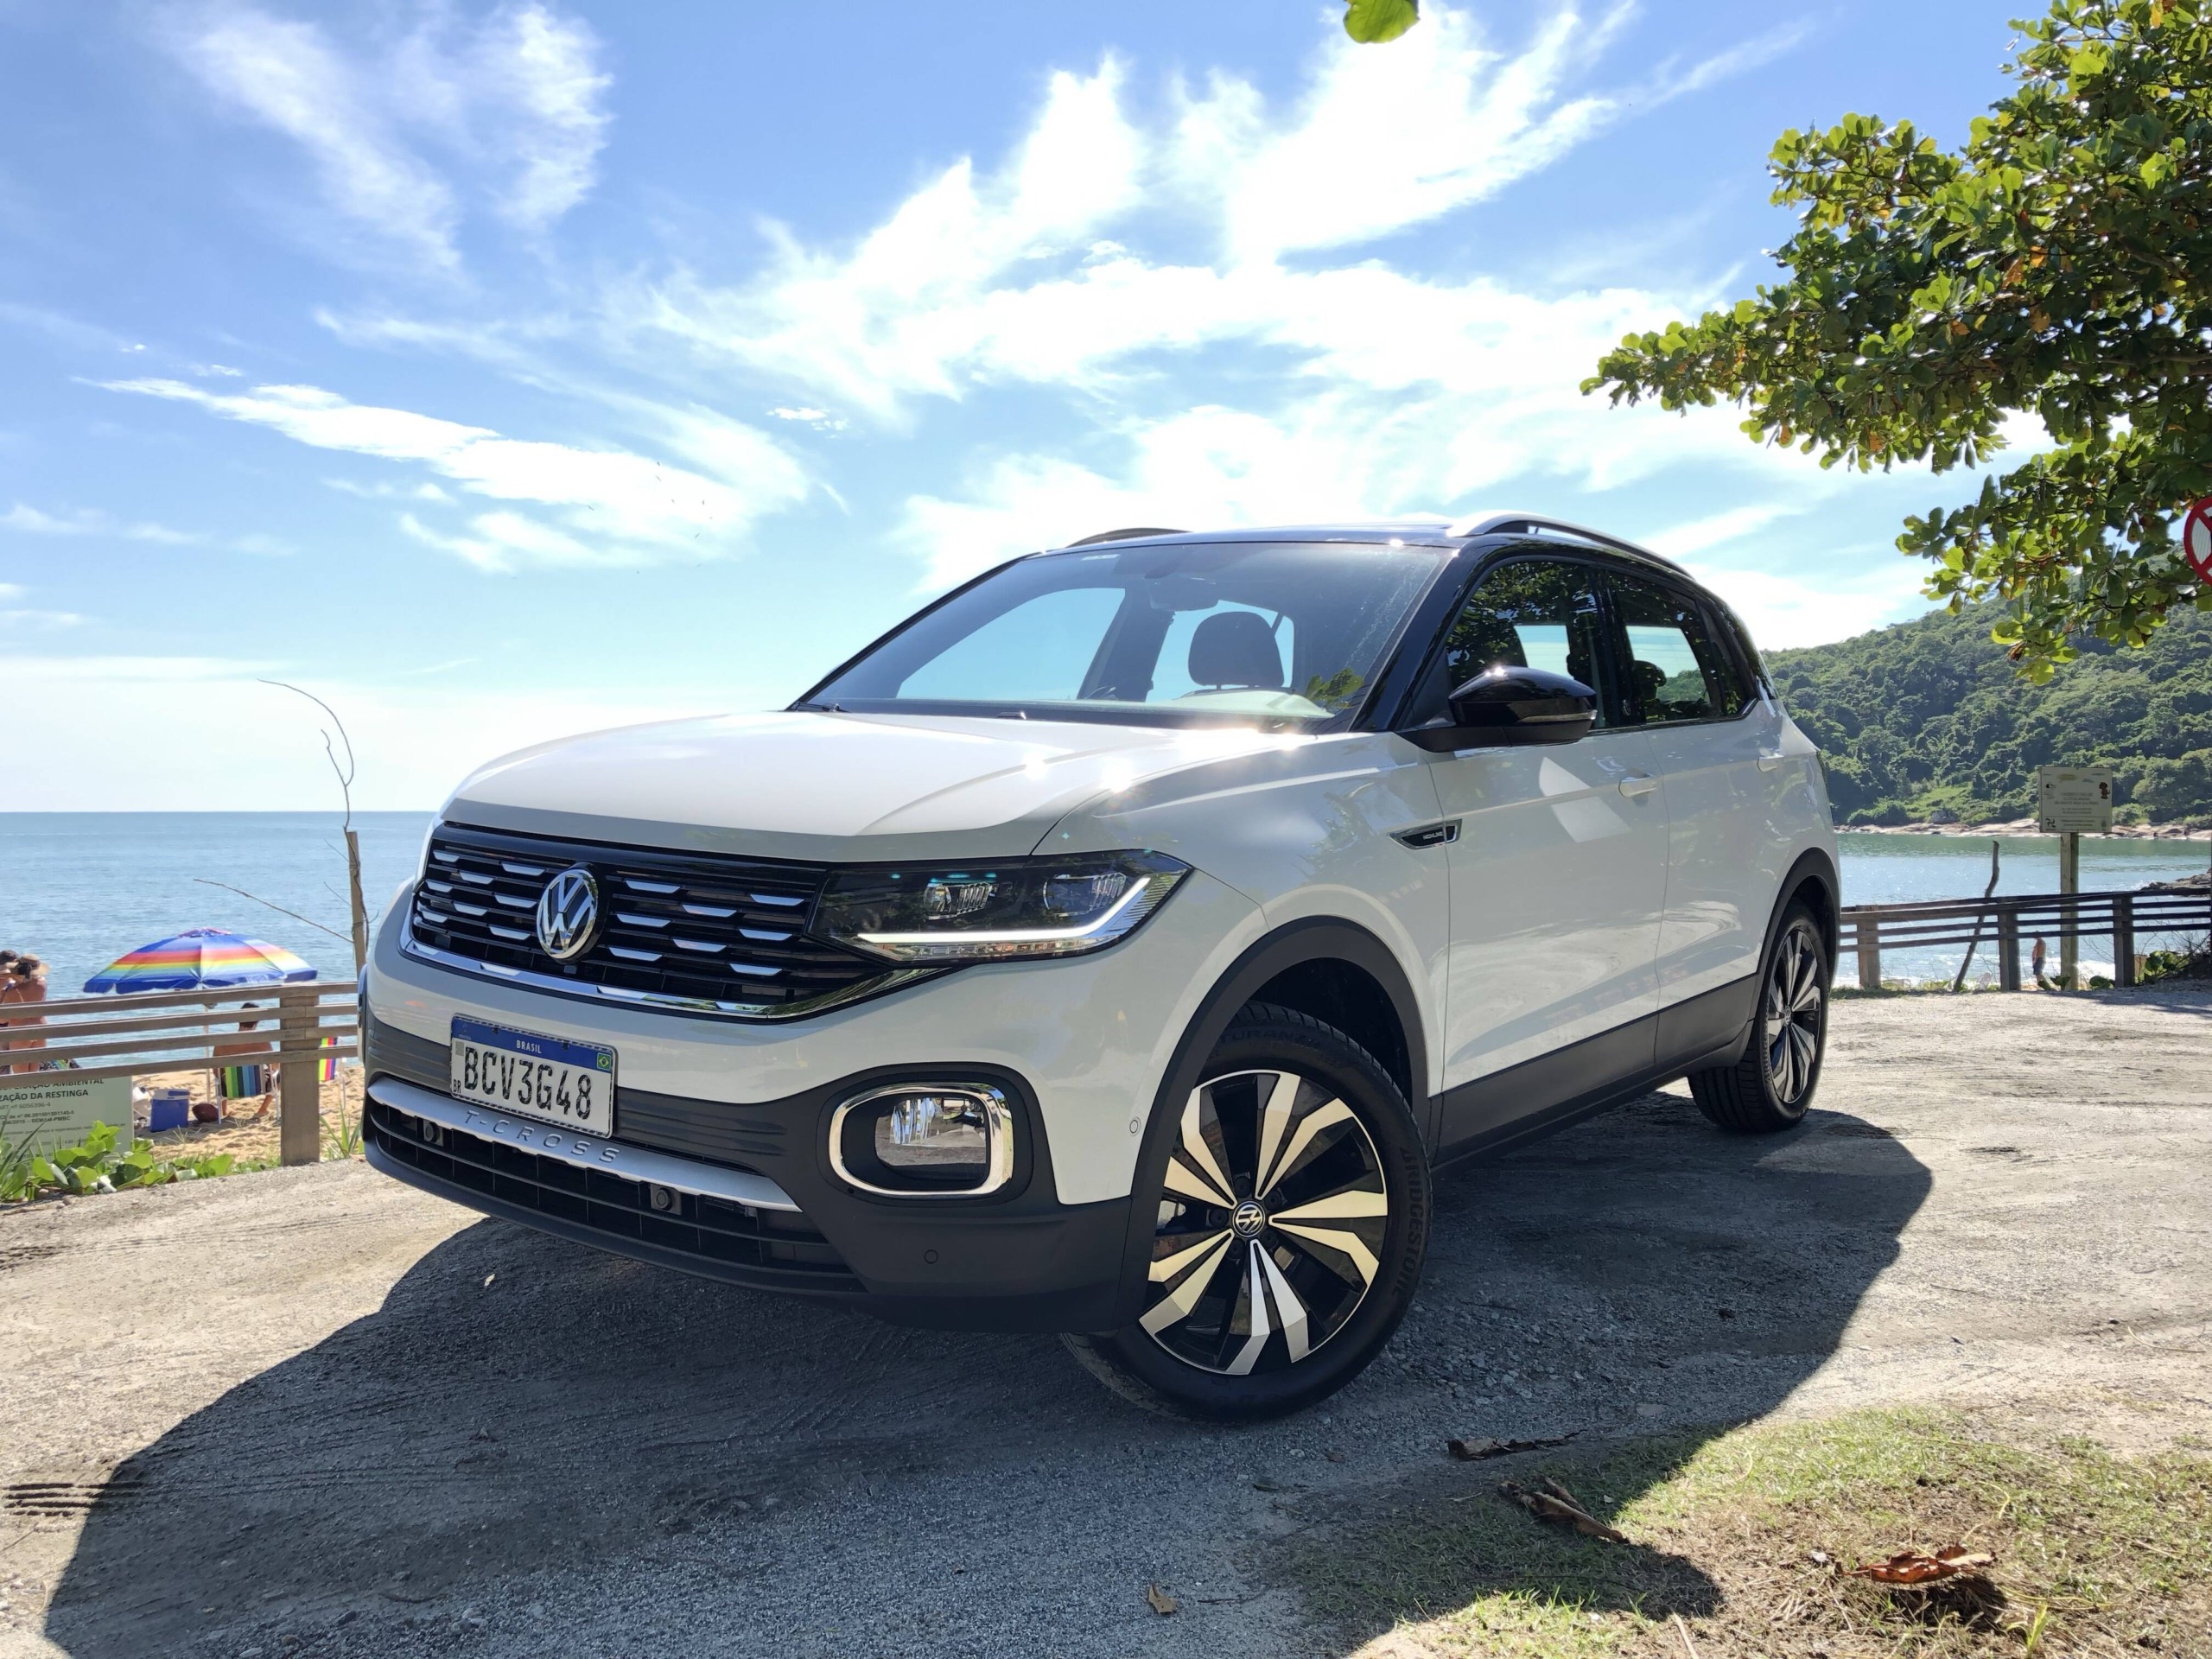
[[1765, 603, 2212, 827]]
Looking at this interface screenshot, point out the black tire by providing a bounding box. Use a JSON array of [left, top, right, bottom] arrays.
[[1062, 1002, 1430, 1422], [1688, 902, 1829, 1134]]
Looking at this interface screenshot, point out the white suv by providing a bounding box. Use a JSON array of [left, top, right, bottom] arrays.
[[363, 515, 1838, 1420]]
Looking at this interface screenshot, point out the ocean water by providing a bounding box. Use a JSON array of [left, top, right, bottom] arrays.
[[1832, 830, 2212, 985], [3, 814, 2205, 996], [0, 813, 435, 995]]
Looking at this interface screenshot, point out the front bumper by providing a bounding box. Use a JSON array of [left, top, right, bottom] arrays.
[[363, 1013, 1133, 1331]]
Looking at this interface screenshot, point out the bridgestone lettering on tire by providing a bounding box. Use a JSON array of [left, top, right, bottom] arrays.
[[1063, 1003, 1429, 1421]]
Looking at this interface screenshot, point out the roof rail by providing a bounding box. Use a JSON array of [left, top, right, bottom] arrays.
[[1444, 512, 1685, 572], [1064, 526, 1186, 547]]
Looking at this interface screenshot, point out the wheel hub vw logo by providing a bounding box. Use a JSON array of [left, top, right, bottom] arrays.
[[535, 866, 601, 961], [1230, 1198, 1267, 1239]]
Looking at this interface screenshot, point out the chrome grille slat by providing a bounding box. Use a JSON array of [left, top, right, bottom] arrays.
[[405, 823, 888, 1018]]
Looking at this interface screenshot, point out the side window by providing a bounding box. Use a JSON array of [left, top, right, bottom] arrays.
[[1408, 559, 1610, 729], [1606, 575, 1746, 725]]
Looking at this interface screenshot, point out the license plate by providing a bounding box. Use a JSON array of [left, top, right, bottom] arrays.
[[448, 1017, 617, 1137]]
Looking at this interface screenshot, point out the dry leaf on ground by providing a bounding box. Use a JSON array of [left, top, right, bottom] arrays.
[[1497, 1478, 1630, 1544], [1446, 1433, 1574, 1461], [1145, 1583, 1179, 1615], [1846, 1545, 1995, 1585]]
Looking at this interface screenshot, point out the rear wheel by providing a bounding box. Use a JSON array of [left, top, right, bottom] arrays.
[[1688, 904, 1828, 1133], [1063, 1003, 1429, 1421]]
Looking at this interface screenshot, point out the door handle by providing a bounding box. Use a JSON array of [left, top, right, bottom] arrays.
[[1392, 820, 1459, 849], [1617, 773, 1660, 799], [1758, 750, 1789, 772]]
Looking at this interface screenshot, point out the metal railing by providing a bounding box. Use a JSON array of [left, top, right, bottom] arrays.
[[0, 981, 359, 1165], [1837, 887, 2212, 991]]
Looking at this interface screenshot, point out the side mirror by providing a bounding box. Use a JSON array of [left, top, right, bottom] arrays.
[[1404, 664, 1598, 751]]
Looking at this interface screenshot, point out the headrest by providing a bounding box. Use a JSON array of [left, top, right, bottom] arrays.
[[1187, 610, 1284, 690]]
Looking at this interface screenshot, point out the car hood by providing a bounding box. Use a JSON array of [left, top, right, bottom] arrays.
[[440, 709, 1311, 863]]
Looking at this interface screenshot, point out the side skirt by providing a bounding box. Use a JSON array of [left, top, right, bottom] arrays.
[[1430, 976, 1758, 1170]]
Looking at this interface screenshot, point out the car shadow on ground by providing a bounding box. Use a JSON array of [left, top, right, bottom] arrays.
[[41, 1089, 1930, 1657], [1278, 1089, 1935, 1649]]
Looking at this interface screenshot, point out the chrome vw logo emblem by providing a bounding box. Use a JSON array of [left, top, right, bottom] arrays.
[[535, 866, 601, 961]]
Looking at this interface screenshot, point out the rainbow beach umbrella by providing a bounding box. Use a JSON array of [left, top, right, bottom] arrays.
[[83, 927, 316, 994]]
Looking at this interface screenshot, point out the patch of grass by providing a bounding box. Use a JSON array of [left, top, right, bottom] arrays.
[[1, 1121, 240, 1203], [1274, 1407, 2212, 1657], [322, 1096, 364, 1160]]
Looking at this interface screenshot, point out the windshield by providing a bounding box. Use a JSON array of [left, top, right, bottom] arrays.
[[803, 540, 1448, 728]]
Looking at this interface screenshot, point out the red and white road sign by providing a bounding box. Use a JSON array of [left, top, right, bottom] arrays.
[[2186, 496, 2212, 581]]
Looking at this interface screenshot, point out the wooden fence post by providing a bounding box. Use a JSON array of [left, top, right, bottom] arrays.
[[278, 985, 321, 1166], [1855, 916, 1882, 990], [1998, 903, 2022, 993], [2113, 894, 2135, 988]]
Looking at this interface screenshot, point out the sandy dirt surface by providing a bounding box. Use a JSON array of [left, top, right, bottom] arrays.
[[2, 988, 2208, 1659], [129, 1068, 367, 1168]]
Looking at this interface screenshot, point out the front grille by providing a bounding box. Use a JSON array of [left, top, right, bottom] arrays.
[[367, 1098, 855, 1286], [409, 823, 893, 1015]]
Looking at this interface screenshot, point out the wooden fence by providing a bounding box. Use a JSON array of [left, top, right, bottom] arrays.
[[0, 982, 359, 1166], [1837, 887, 2212, 991]]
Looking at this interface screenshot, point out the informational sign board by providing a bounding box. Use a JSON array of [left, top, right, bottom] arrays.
[[2037, 764, 2114, 835], [0, 1076, 134, 1158], [2184, 496, 2212, 582]]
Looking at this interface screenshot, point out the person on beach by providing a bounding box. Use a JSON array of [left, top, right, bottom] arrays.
[[1, 954, 49, 1074]]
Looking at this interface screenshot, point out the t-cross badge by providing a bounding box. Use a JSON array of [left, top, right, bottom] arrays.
[[364, 514, 1838, 1420]]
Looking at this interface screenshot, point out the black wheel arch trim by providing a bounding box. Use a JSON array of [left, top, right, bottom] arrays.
[[1770, 847, 1842, 969], [1098, 916, 1430, 1331]]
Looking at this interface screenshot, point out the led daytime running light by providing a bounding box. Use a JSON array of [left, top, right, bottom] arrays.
[[858, 873, 1153, 948]]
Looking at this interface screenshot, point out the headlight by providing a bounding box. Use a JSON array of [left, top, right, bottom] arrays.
[[810, 850, 1191, 963]]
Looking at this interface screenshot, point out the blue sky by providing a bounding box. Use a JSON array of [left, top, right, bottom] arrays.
[[3, 0, 2032, 809]]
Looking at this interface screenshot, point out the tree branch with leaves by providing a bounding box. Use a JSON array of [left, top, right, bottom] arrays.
[[1584, 0, 2212, 679]]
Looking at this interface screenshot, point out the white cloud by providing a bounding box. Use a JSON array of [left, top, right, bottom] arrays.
[[617, 8, 1789, 424], [165, 1, 610, 269], [105, 378, 808, 571], [1682, 558, 1934, 652], [0, 608, 87, 629], [1644, 502, 1811, 560], [4, 656, 735, 810], [589, 3, 1847, 600], [0, 582, 22, 601], [3, 502, 201, 543]]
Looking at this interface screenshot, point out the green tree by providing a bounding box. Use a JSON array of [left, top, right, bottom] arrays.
[[1343, 0, 1418, 45], [1585, 0, 2212, 679]]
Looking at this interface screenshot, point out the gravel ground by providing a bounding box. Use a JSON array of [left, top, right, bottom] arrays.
[[3, 988, 2209, 1659]]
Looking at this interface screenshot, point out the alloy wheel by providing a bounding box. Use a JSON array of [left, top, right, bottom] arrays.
[[1140, 1068, 1389, 1376], [1763, 921, 1824, 1105]]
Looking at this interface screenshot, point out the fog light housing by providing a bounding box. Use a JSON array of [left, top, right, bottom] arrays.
[[829, 1084, 1014, 1198]]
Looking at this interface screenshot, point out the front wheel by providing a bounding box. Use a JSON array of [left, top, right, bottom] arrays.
[[1063, 1003, 1430, 1421], [1688, 903, 1829, 1133]]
